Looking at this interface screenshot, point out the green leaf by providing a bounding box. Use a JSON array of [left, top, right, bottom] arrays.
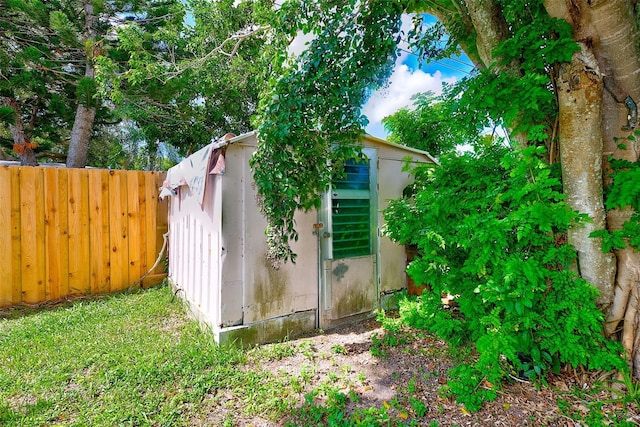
[[0, 107, 15, 125]]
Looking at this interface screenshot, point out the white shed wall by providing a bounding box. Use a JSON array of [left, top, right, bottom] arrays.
[[168, 174, 222, 326], [222, 142, 318, 326], [372, 144, 429, 294]]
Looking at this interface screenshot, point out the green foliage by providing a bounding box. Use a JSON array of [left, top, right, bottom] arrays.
[[1, 0, 188, 165], [441, 364, 497, 412], [590, 134, 640, 252], [382, 89, 484, 156], [407, 18, 462, 63], [49, 10, 80, 46], [434, 0, 577, 146], [100, 0, 267, 158], [252, 0, 404, 262], [384, 145, 625, 410], [75, 77, 97, 108], [287, 387, 393, 426], [0, 0, 78, 160], [606, 165, 640, 211], [0, 107, 15, 125]]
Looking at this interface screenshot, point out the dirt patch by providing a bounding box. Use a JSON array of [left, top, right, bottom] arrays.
[[198, 318, 640, 426]]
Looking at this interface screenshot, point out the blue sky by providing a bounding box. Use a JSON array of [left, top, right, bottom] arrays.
[[362, 14, 475, 139]]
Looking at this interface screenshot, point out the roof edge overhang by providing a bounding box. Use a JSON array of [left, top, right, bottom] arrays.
[[212, 130, 439, 165], [361, 133, 439, 165]]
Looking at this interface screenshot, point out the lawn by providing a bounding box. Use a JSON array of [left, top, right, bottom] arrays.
[[0, 286, 261, 426], [1, 285, 638, 426]]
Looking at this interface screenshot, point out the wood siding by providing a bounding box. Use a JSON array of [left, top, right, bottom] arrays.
[[0, 166, 168, 307]]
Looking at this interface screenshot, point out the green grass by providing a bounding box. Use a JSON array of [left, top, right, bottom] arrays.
[[0, 285, 283, 426]]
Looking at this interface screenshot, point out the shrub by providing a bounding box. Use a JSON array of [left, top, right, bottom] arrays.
[[383, 145, 625, 410]]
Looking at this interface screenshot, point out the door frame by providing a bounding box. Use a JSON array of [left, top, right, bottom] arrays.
[[317, 147, 379, 329]]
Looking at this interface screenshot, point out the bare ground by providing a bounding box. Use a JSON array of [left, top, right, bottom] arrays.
[[200, 318, 640, 427]]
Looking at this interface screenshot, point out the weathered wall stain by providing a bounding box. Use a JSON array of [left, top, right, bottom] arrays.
[[334, 284, 372, 319], [332, 262, 349, 281], [252, 256, 288, 319]]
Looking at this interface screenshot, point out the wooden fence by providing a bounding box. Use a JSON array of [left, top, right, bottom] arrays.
[[0, 166, 168, 307]]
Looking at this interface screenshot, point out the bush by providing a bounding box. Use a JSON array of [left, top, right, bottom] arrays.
[[383, 145, 625, 410]]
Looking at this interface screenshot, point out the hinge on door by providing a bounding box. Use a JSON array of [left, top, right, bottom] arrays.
[[312, 223, 323, 236]]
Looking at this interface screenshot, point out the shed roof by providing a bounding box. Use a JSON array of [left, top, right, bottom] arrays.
[[222, 131, 438, 165]]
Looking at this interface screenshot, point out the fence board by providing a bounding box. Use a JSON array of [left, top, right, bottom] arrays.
[[157, 182, 168, 274], [68, 169, 90, 295], [44, 168, 70, 301], [108, 171, 128, 292], [146, 173, 161, 274], [127, 172, 142, 283], [89, 170, 111, 295], [10, 168, 22, 304], [0, 167, 12, 305], [19, 167, 46, 303]]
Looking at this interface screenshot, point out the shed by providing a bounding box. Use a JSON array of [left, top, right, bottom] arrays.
[[163, 131, 436, 345]]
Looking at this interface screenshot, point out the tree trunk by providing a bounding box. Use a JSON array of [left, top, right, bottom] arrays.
[[586, 0, 640, 375], [556, 43, 617, 304], [463, 0, 508, 68], [2, 97, 38, 166], [66, 0, 97, 168], [545, 0, 640, 374], [66, 103, 97, 168]]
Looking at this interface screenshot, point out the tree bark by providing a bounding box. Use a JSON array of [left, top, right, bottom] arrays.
[[545, 0, 640, 374], [2, 97, 38, 166], [586, 0, 640, 375], [463, 0, 508, 68], [556, 44, 617, 304], [66, 0, 97, 168], [66, 103, 97, 168]]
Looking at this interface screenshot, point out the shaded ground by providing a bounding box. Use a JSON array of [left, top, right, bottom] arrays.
[[202, 318, 640, 427]]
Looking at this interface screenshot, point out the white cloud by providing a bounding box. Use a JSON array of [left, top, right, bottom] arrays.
[[362, 14, 457, 139], [362, 61, 457, 139]]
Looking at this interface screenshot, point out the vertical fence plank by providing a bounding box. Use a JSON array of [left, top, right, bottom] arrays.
[[145, 173, 159, 274], [0, 167, 13, 306], [89, 170, 111, 294], [10, 168, 22, 305], [43, 168, 59, 300], [127, 172, 142, 284], [155, 172, 168, 274], [19, 167, 46, 303], [68, 169, 90, 295], [58, 170, 70, 298], [109, 171, 129, 291], [44, 168, 69, 301], [137, 172, 148, 278]]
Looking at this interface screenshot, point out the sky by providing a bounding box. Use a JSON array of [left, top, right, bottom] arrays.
[[361, 14, 475, 139]]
